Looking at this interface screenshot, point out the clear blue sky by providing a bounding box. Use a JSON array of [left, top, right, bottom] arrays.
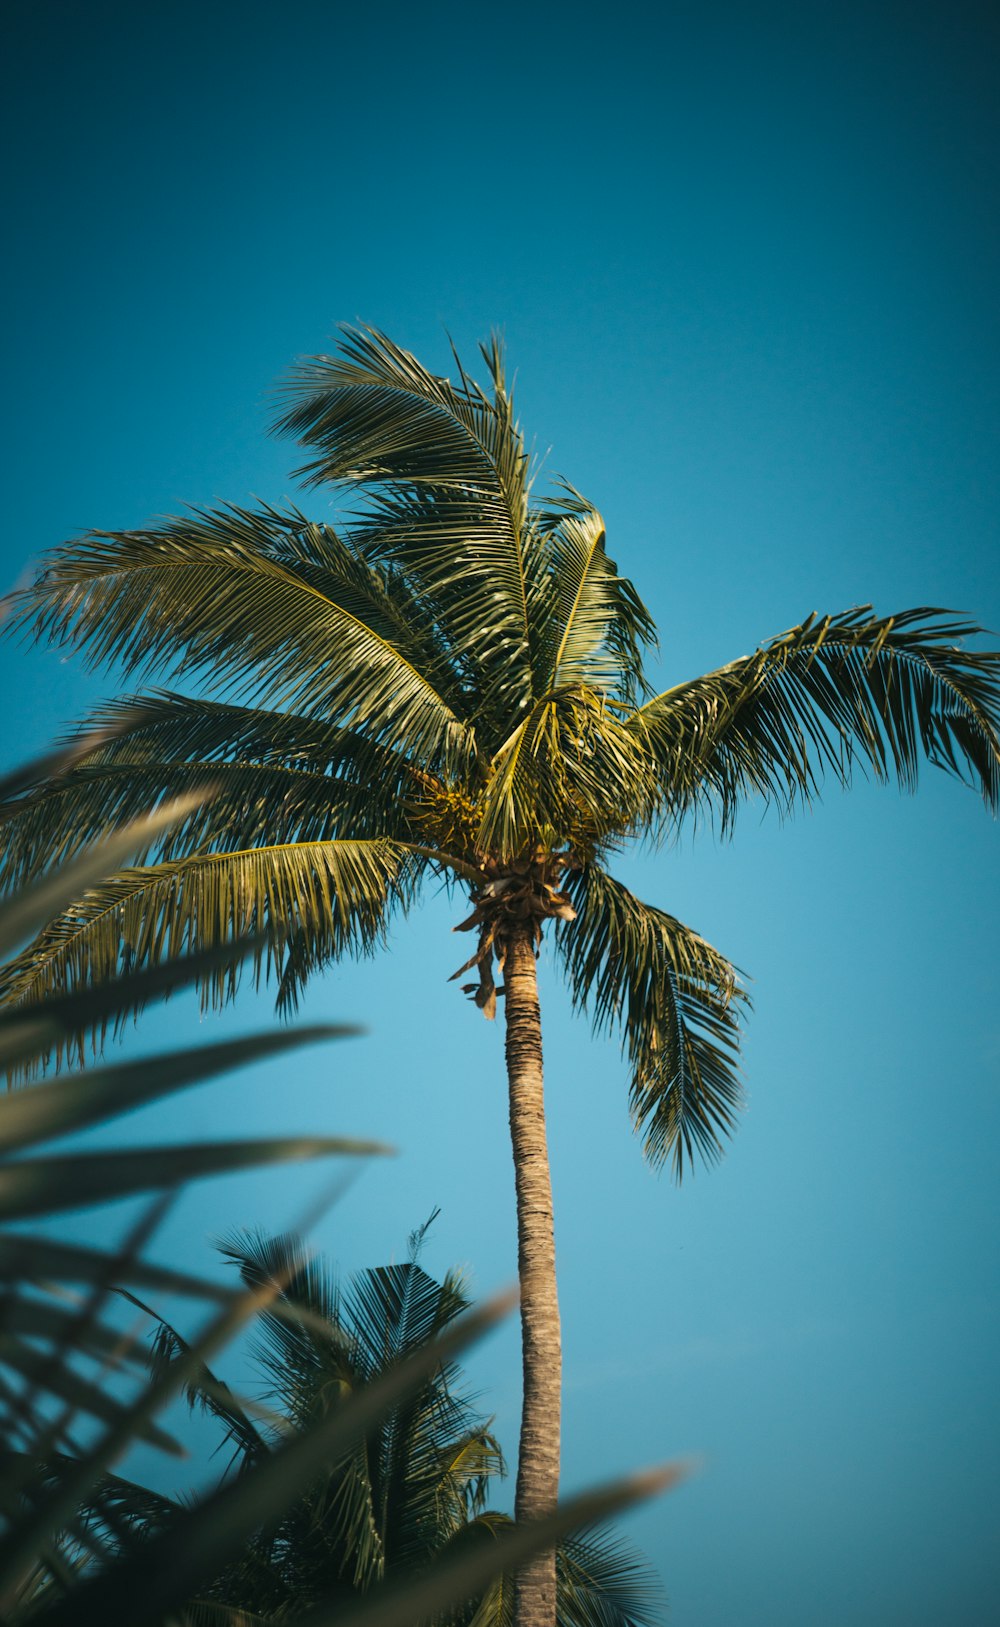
[[2, 3, 999, 1622]]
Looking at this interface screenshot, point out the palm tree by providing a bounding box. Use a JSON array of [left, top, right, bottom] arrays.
[[3, 327, 999, 1627], [79, 1225, 662, 1627]]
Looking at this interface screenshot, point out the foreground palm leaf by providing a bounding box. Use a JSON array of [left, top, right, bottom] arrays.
[[4, 326, 999, 1627], [64, 1228, 662, 1627], [0, 787, 388, 1615]]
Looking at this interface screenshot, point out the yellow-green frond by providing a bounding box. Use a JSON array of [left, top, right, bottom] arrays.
[[532, 496, 655, 702], [9, 506, 475, 775], [273, 325, 534, 703], [555, 865, 747, 1180], [476, 690, 657, 862], [633, 606, 1000, 834], [0, 695, 421, 892], [1, 840, 420, 1068]]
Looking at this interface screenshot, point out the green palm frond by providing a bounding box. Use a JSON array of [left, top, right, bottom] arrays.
[[247, 503, 478, 723], [220, 1227, 340, 1318], [16, 1456, 179, 1614], [435, 1430, 507, 1526], [179, 1234, 510, 1602], [0, 798, 206, 967], [470, 707, 556, 859], [347, 1262, 482, 1575], [0, 796, 388, 1621], [1, 839, 419, 1059], [633, 606, 1000, 832], [9, 505, 474, 773], [455, 1512, 663, 1627], [350, 480, 537, 732], [66, 690, 415, 782], [216, 1230, 348, 1422], [0, 759, 396, 891], [347, 1259, 470, 1378], [140, 1315, 273, 1481], [531, 498, 655, 705], [0, 1029, 358, 1161], [0, 739, 103, 808], [0, 699, 422, 892], [556, 865, 746, 1178], [224, 1232, 486, 1578], [273, 326, 535, 704], [5, 1449, 184, 1604], [476, 689, 657, 863], [53, 1459, 184, 1545], [556, 1525, 666, 1627]]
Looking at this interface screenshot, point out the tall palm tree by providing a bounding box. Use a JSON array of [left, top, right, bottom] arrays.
[[78, 1226, 662, 1627], [3, 327, 999, 1627]]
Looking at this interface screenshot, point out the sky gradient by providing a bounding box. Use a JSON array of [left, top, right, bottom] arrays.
[[2, 3, 999, 1623]]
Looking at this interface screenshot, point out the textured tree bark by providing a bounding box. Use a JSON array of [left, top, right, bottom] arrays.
[[504, 922, 561, 1627]]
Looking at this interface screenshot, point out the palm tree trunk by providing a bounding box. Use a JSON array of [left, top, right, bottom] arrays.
[[504, 922, 561, 1627]]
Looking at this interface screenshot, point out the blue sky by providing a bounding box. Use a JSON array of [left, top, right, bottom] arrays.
[[2, 2, 998, 1622]]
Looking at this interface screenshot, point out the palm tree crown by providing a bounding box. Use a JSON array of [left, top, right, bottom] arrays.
[[3, 326, 999, 1627], [3, 326, 997, 1169]]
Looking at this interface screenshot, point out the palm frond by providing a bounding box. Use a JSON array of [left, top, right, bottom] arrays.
[[0, 1235, 234, 1304], [0, 1336, 178, 1455], [347, 1262, 470, 1379], [75, 1232, 660, 1627], [8, 505, 474, 774], [556, 865, 747, 1178], [1, 762, 367, 891], [252, 502, 471, 709], [45, 1458, 184, 1546], [229, 1236, 480, 1573], [348, 481, 538, 733], [476, 692, 657, 862], [458, 1512, 664, 1627], [145, 1318, 268, 1472], [322, 1466, 681, 1627], [0, 805, 383, 1618], [0, 839, 420, 1064], [4, 1447, 184, 1593], [216, 1230, 348, 1423], [557, 1525, 665, 1627], [0, 728, 138, 807], [435, 1429, 506, 1525], [174, 1235, 504, 1600], [633, 607, 1000, 831], [0, 1027, 357, 1154], [0, 940, 284, 1077], [1, 1138, 384, 1225], [273, 325, 535, 707], [214, 1230, 491, 1589], [347, 1263, 480, 1574], [0, 692, 425, 895], [0, 798, 206, 965], [532, 498, 656, 705], [65, 690, 417, 783]]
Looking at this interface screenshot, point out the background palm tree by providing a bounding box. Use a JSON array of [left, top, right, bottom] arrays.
[[80, 1223, 663, 1627], [3, 328, 999, 1627]]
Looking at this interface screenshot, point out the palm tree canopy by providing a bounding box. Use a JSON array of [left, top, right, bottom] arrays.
[[70, 1228, 663, 1627], [3, 326, 999, 1175]]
